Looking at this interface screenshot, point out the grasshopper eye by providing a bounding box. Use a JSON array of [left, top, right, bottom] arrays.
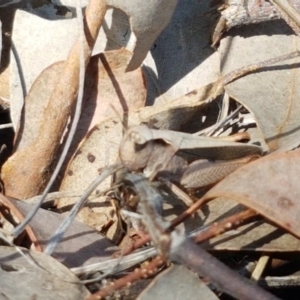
[[134, 142, 148, 152]]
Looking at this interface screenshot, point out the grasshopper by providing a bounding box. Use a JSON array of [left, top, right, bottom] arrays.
[[119, 124, 262, 189]]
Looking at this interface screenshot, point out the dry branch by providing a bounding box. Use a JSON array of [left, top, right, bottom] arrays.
[[219, 0, 300, 29]]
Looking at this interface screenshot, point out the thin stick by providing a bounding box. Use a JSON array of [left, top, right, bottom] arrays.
[[86, 256, 165, 300], [170, 196, 207, 229], [72, 247, 156, 278], [162, 179, 194, 206], [26, 184, 122, 207], [0, 123, 13, 129], [222, 50, 300, 85], [191, 208, 258, 243], [0, 194, 43, 251]]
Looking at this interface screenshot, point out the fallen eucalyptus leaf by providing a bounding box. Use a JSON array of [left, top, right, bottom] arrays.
[[138, 264, 219, 300], [58, 118, 124, 242], [0, 245, 90, 299], [10, 5, 79, 130], [10, 4, 130, 130], [220, 20, 300, 152], [202, 149, 300, 239], [70, 48, 146, 158], [53, 0, 178, 71], [198, 198, 300, 252], [2, 0, 107, 199], [9, 198, 118, 268], [106, 0, 178, 71], [14, 62, 63, 150], [143, 0, 220, 104]]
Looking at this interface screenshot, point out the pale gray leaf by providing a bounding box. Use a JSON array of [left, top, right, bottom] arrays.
[[220, 20, 300, 152], [10, 198, 118, 268], [138, 264, 219, 300], [144, 0, 220, 105], [0, 245, 90, 299]]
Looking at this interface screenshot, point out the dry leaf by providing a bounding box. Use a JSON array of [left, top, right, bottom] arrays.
[[58, 118, 124, 242], [143, 0, 220, 104], [52, 0, 178, 71], [199, 198, 300, 252], [9, 198, 118, 268], [14, 48, 146, 158], [9, 4, 131, 130], [202, 149, 300, 239], [2, 0, 107, 199], [0, 246, 90, 299], [14, 62, 64, 150], [105, 0, 178, 71], [70, 49, 147, 157], [10, 6, 79, 130], [220, 20, 300, 152], [138, 264, 219, 300]]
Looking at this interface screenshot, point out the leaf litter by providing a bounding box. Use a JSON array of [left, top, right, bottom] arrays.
[[1, 0, 300, 299]]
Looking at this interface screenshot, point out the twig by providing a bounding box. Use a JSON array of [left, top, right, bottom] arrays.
[[259, 275, 300, 288], [218, 92, 230, 125], [120, 234, 151, 256], [161, 179, 194, 206], [222, 50, 300, 86], [0, 194, 42, 251], [191, 208, 258, 244], [170, 196, 207, 229], [205, 105, 242, 137], [27, 191, 84, 205], [26, 184, 122, 207], [86, 255, 165, 300], [0, 123, 13, 130], [216, 0, 300, 31], [171, 237, 279, 300], [72, 247, 156, 277]]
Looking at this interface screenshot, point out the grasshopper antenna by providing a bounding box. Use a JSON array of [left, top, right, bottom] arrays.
[[110, 103, 129, 135]]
